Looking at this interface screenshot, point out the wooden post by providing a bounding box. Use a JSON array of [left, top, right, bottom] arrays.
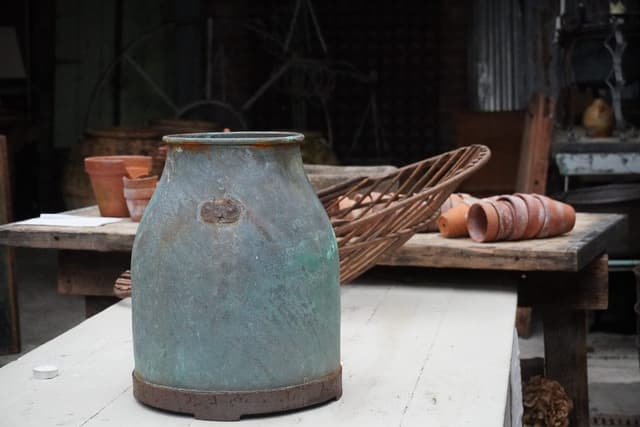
[[543, 309, 590, 427], [532, 255, 607, 427], [515, 94, 556, 338], [516, 94, 555, 194], [0, 135, 20, 354]]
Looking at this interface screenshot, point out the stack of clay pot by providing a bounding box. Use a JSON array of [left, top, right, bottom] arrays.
[[435, 193, 480, 237], [123, 175, 158, 222], [84, 155, 157, 221], [436, 193, 576, 242]]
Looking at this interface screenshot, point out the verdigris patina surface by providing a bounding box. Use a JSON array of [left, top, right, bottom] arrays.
[[131, 132, 341, 420]]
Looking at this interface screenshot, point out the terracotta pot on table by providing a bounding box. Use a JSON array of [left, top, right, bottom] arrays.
[[123, 175, 158, 222], [84, 155, 152, 217]]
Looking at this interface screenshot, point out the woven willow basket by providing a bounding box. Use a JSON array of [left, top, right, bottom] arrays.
[[317, 144, 491, 283]]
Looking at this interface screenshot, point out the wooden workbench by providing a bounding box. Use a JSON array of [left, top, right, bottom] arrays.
[[0, 280, 520, 426], [0, 208, 625, 426]]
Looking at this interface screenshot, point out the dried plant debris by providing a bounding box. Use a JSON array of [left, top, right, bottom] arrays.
[[522, 375, 573, 427]]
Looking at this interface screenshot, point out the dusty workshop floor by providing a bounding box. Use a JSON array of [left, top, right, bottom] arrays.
[[1, 248, 639, 424], [0, 248, 84, 366]]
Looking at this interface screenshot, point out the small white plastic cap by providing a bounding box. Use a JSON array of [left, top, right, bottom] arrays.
[[32, 365, 59, 380]]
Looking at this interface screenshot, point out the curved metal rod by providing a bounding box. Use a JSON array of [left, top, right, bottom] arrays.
[[83, 22, 182, 132], [242, 61, 292, 111], [123, 54, 178, 111], [319, 96, 334, 148]]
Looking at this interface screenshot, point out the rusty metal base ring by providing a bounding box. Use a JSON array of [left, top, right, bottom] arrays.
[[132, 366, 342, 421]]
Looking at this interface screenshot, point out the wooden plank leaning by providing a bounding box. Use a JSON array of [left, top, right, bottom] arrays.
[[0, 134, 19, 354]]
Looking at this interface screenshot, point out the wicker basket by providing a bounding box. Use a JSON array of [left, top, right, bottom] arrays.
[[317, 144, 491, 283]]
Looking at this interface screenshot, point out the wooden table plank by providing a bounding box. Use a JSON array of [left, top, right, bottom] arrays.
[[519, 254, 609, 310], [374, 258, 609, 311], [0, 208, 624, 273], [0, 281, 518, 426], [0, 206, 137, 252], [382, 213, 624, 272], [0, 300, 135, 426]]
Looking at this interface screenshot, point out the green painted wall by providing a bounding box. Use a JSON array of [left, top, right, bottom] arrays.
[[119, 0, 175, 126], [54, 0, 117, 147], [53, 0, 192, 147]]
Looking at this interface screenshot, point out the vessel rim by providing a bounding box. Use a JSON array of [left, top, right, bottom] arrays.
[[162, 131, 304, 145]]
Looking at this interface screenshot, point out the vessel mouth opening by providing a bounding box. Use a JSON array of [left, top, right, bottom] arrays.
[[467, 204, 488, 241], [162, 131, 304, 146]]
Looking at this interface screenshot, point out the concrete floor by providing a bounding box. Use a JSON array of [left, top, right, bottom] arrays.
[[1, 248, 639, 424], [0, 248, 84, 366]]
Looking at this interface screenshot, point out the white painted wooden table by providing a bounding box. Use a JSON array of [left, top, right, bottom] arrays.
[[0, 280, 518, 427]]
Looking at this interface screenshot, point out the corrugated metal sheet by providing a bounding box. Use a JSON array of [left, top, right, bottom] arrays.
[[469, 0, 525, 111]]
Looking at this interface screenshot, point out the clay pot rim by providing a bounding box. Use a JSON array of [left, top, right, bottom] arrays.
[[85, 155, 152, 176], [85, 159, 126, 176], [163, 131, 304, 146], [532, 194, 576, 238], [515, 193, 545, 239], [489, 199, 515, 241], [467, 201, 499, 243], [123, 175, 158, 188], [85, 155, 153, 162], [497, 195, 529, 241]]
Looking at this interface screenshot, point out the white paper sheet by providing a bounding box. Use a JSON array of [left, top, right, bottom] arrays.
[[16, 214, 124, 227]]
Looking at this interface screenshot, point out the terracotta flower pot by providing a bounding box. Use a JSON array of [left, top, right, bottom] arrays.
[[467, 201, 500, 242], [437, 203, 470, 238], [460, 195, 480, 205], [492, 199, 515, 241], [123, 175, 158, 222], [448, 193, 465, 207], [533, 195, 576, 238], [427, 193, 478, 234], [515, 193, 545, 239], [497, 195, 529, 240], [424, 193, 460, 232], [85, 155, 152, 217], [439, 197, 454, 214]]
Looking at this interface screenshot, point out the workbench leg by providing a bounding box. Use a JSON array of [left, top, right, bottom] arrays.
[[57, 250, 130, 319], [85, 296, 120, 318], [0, 246, 20, 354], [543, 309, 589, 427], [516, 307, 532, 338]]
